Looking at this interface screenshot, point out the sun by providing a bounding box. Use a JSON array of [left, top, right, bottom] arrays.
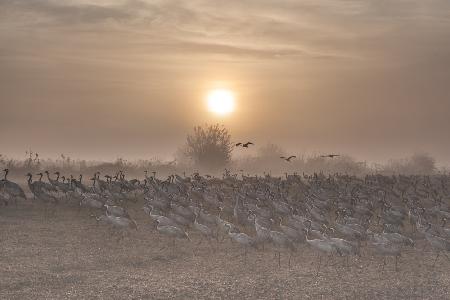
[[207, 89, 235, 115]]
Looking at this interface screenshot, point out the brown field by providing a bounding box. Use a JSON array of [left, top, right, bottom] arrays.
[[1, 199, 449, 300]]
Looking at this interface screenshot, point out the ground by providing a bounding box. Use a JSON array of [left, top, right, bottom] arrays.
[[1, 199, 449, 300]]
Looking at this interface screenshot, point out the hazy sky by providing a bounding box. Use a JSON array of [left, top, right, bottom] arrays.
[[1, 0, 450, 163]]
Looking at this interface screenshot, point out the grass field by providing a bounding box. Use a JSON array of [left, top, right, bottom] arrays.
[[1, 199, 449, 300]]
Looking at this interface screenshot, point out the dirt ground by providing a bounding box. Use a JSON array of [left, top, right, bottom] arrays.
[[1, 199, 449, 300]]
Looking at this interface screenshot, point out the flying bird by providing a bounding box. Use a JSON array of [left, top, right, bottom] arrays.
[[321, 154, 340, 158], [234, 142, 254, 148], [280, 156, 296, 162]]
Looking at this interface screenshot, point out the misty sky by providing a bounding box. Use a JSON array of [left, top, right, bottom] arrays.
[[1, 0, 450, 164]]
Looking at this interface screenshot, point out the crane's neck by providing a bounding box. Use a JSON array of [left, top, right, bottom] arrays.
[[4, 170, 8, 181], [55, 173, 60, 181], [38, 174, 43, 181], [305, 228, 312, 242], [27, 175, 32, 184]]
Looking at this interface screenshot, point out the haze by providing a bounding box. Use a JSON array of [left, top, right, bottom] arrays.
[[1, 0, 450, 164]]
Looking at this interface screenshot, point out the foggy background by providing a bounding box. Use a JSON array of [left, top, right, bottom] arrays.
[[1, 0, 450, 165]]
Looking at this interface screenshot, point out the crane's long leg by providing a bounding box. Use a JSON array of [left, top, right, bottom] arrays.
[[421, 243, 428, 253], [324, 253, 333, 267], [381, 257, 386, 272], [316, 255, 322, 276], [443, 252, 450, 262], [215, 232, 220, 243], [432, 252, 440, 269], [207, 238, 215, 251], [220, 234, 227, 243], [312, 252, 319, 266], [114, 231, 120, 243], [395, 255, 399, 272], [244, 247, 248, 264], [340, 256, 346, 267], [278, 251, 281, 268]]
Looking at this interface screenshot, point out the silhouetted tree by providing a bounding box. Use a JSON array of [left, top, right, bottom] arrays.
[[384, 153, 436, 175], [409, 153, 436, 174], [185, 124, 233, 170]]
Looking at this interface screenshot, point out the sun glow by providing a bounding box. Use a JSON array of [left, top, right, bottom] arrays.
[[207, 89, 235, 115]]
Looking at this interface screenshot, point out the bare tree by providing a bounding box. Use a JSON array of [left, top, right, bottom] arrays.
[[185, 124, 233, 171]]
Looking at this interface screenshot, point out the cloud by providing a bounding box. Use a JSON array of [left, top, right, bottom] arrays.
[[2, 0, 449, 62], [0, 0, 150, 25]]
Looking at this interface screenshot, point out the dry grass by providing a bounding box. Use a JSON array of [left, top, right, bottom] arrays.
[[1, 200, 449, 300]]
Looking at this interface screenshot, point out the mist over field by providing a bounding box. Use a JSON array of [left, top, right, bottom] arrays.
[[0, 145, 442, 181]]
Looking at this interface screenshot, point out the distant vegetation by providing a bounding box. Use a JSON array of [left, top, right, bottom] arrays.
[[235, 148, 438, 176], [0, 151, 441, 181], [0, 125, 442, 179]]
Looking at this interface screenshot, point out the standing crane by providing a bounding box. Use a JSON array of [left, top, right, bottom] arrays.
[[1, 169, 26, 206]]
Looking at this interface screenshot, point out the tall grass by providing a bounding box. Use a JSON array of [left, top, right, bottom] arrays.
[[0, 149, 442, 182]]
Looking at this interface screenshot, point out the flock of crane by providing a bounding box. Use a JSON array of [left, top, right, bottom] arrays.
[[1, 167, 449, 273]]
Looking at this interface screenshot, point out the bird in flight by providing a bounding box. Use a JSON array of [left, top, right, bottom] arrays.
[[321, 154, 340, 158], [280, 156, 296, 162], [235, 142, 254, 148]]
